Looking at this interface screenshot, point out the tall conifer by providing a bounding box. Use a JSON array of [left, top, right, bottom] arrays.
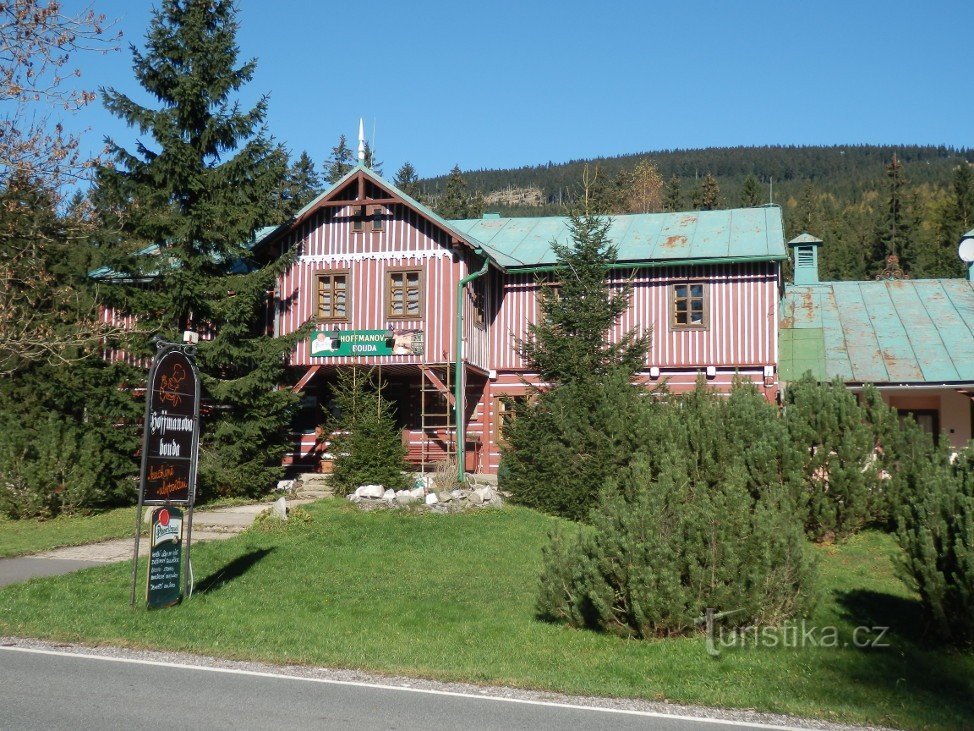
[[96, 0, 301, 498]]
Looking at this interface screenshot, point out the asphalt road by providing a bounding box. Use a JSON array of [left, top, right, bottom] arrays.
[[0, 646, 810, 731]]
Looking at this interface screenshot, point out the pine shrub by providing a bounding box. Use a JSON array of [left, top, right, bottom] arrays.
[[328, 368, 410, 496], [537, 451, 815, 638], [783, 375, 890, 541], [896, 447, 974, 646]]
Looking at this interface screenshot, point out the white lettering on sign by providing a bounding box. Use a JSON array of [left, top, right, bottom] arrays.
[[159, 439, 181, 457], [150, 410, 194, 436], [153, 519, 182, 546]]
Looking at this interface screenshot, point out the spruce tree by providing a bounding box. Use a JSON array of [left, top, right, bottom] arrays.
[[692, 173, 721, 210], [436, 165, 477, 219], [872, 154, 919, 274], [328, 368, 410, 495], [740, 173, 762, 207], [96, 0, 301, 499], [283, 151, 321, 216], [325, 134, 355, 183], [394, 161, 421, 199], [501, 197, 651, 519], [664, 174, 682, 211]]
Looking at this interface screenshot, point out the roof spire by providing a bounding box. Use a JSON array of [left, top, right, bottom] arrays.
[[357, 117, 366, 162]]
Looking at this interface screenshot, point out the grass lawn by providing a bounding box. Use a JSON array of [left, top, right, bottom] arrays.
[[0, 507, 138, 558], [1, 500, 971, 729]]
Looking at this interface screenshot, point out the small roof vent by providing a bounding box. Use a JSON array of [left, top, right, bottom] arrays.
[[482, 212, 501, 220]]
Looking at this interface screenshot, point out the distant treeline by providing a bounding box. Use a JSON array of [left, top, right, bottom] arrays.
[[418, 145, 974, 281]]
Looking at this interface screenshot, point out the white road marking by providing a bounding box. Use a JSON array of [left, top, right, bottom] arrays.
[[0, 644, 820, 731]]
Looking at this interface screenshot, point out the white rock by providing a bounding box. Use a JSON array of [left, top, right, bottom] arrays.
[[355, 484, 385, 499], [467, 491, 483, 506], [347, 494, 362, 503], [382, 489, 396, 501], [436, 491, 453, 503], [395, 494, 417, 506], [425, 492, 439, 505], [409, 487, 426, 498], [276, 479, 295, 492], [272, 496, 288, 520], [475, 487, 493, 501]]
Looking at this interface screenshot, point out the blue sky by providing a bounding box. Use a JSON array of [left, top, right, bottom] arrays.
[[59, 0, 973, 180]]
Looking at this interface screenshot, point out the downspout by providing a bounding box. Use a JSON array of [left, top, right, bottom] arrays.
[[455, 249, 490, 484]]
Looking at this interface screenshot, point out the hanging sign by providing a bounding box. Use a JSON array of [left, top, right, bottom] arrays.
[[140, 348, 200, 504], [147, 506, 183, 609], [310, 328, 423, 357]]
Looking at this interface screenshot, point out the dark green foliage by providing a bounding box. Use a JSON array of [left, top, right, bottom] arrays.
[[328, 368, 410, 496], [740, 173, 762, 207], [918, 164, 973, 278], [692, 173, 721, 210], [783, 375, 891, 541], [435, 165, 483, 219], [96, 0, 300, 500], [325, 134, 355, 183], [518, 212, 650, 384], [394, 161, 421, 199], [872, 155, 920, 274], [537, 442, 815, 639], [896, 447, 974, 646], [501, 203, 651, 519], [663, 174, 682, 211], [281, 151, 321, 216], [501, 371, 655, 521]]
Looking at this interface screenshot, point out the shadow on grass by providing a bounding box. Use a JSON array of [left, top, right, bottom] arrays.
[[835, 589, 974, 725], [195, 548, 275, 595]]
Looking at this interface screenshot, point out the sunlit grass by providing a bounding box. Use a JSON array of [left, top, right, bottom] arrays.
[[1, 500, 970, 729]]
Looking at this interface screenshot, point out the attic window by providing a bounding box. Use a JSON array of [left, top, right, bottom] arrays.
[[796, 246, 815, 267], [370, 205, 384, 232], [351, 206, 365, 233]]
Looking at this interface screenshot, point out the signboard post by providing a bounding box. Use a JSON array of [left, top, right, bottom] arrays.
[[130, 339, 201, 607]]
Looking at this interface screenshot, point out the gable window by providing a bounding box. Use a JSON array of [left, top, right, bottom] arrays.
[[317, 271, 349, 321], [351, 205, 365, 233], [387, 269, 423, 319], [672, 282, 707, 329], [370, 205, 384, 232]]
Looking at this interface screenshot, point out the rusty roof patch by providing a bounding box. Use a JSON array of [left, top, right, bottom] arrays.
[[663, 235, 689, 249]]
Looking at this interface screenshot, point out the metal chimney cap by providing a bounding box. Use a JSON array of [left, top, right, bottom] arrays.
[[788, 232, 823, 246]]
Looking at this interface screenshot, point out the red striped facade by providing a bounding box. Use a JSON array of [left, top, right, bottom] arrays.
[[267, 171, 780, 474]]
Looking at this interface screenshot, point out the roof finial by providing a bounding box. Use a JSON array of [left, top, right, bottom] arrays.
[[357, 117, 366, 162]]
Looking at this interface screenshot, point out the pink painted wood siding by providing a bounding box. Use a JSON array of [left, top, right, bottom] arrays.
[[489, 262, 779, 371], [278, 203, 478, 366]]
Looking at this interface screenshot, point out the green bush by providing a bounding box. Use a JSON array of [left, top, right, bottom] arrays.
[[537, 451, 815, 638], [0, 413, 130, 519], [500, 369, 657, 521], [896, 447, 974, 646], [328, 368, 410, 496], [783, 375, 892, 541]]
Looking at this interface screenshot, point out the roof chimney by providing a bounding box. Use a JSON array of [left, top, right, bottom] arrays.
[[788, 232, 823, 285], [960, 228, 974, 282]]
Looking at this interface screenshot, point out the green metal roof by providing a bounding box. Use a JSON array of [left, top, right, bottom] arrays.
[[780, 279, 974, 383], [448, 207, 786, 269], [255, 166, 786, 271]]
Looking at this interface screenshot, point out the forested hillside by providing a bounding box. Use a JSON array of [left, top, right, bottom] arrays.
[[419, 145, 974, 281]]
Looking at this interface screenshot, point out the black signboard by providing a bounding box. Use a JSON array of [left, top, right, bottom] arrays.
[[141, 349, 200, 504], [147, 506, 183, 609]]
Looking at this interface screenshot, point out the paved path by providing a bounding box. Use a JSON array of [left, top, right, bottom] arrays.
[[0, 643, 864, 731], [0, 499, 312, 587]]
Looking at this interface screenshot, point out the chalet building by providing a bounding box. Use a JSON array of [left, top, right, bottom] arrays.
[[779, 231, 974, 449], [256, 164, 787, 474]]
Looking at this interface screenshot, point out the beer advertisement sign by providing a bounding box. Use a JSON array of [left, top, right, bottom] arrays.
[[147, 506, 183, 609]]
